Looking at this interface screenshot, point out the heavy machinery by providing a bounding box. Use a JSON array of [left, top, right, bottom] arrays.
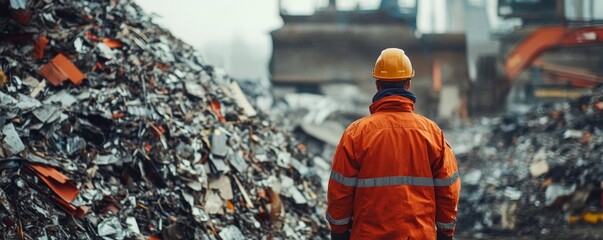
[[472, 0, 603, 113], [271, 0, 419, 88], [270, 0, 469, 119], [271, 0, 603, 118]]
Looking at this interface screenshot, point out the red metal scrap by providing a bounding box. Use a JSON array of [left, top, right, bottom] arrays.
[[85, 32, 101, 42], [23, 164, 89, 218], [112, 112, 125, 119], [94, 62, 104, 71], [10, 9, 33, 26], [51, 195, 89, 218], [102, 38, 123, 48], [155, 63, 171, 72], [27, 164, 79, 202], [39, 54, 85, 86], [210, 99, 226, 122], [33, 36, 49, 60], [86, 32, 123, 49], [150, 124, 166, 138]]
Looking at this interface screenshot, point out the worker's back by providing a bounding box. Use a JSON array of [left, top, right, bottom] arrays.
[[334, 97, 444, 239], [327, 48, 460, 240], [355, 96, 442, 238]]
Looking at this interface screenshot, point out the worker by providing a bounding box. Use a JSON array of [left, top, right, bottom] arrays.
[[326, 48, 461, 240]]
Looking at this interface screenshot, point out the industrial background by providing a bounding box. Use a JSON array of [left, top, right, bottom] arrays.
[[0, 0, 602, 239]]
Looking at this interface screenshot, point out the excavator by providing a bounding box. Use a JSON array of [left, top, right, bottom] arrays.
[[472, 0, 603, 113], [271, 0, 603, 118]]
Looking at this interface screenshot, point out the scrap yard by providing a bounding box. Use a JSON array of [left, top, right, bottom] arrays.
[[1, 0, 603, 239]]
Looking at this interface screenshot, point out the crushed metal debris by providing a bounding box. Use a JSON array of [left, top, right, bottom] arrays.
[[448, 86, 603, 237], [0, 0, 328, 239]]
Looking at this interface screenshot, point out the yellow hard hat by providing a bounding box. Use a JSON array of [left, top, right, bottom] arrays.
[[372, 48, 415, 81]]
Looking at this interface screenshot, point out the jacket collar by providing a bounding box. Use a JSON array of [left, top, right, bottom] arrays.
[[369, 95, 415, 114]]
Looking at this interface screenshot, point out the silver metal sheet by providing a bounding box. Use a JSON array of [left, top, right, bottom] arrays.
[[2, 123, 25, 155]]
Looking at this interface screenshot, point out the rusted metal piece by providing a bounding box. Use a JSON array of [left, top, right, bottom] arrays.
[[38, 54, 85, 86]]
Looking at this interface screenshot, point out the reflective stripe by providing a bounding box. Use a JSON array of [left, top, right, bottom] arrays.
[[436, 220, 456, 230], [330, 171, 459, 188], [357, 176, 434, 187], [330, 171, 357, 187], [326, 213, 352, 225], [434, 172, 459, 187]]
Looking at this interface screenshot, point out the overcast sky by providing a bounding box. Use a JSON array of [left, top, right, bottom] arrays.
[[135, 0, 603, 82], [133, 0, 460, 80], [135, 0, 283, 80]]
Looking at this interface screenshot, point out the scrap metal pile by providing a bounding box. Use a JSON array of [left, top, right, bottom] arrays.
[[454, 87, 603, 237], [0, 0, 329, 239]]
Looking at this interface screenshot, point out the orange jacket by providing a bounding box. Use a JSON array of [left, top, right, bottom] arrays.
[[326, 95, 460, 239]]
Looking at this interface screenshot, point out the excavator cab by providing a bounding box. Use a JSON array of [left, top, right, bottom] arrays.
[[473, 0, 603, 113]]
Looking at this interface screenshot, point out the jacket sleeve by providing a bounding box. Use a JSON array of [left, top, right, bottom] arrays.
[[326, 130, 360, 233], [432, 134, 461, 237]]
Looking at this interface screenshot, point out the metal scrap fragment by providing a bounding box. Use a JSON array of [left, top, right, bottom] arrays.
[[15, 93, 41, 110], [219, 225, 244, 240], [32, 105, 59, 123], [2, 123, 25, 155], [205, 192, 224, 215], [209, 175, 234, 200], [211, 128, 229, 157], [97, 217, 125, 239], [44, 91, 77, 108], [9, 0, 27, 9]]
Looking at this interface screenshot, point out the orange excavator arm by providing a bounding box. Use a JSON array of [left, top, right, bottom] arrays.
[[505, 26, 603, 82]]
